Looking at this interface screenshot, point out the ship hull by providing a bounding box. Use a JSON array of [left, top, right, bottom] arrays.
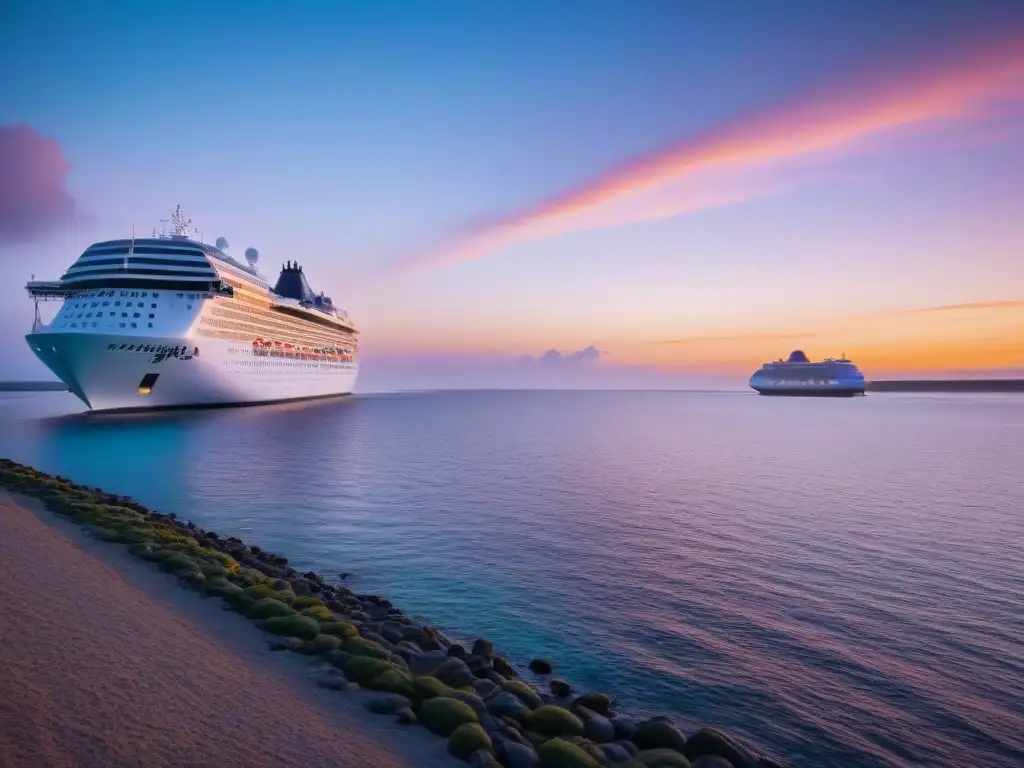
[[752, 387, 865, 397], [26, 331, 358, 412]]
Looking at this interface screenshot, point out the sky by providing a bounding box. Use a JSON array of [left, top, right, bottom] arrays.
[[1, 0, 1023, 389]]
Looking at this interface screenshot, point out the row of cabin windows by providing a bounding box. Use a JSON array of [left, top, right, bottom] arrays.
[[68, 321, 151, 329], [57, 289, 198, 331], [66, 290, 201, 303]]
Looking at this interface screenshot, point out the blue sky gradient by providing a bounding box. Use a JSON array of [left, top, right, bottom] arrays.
[[2, 1, 1023, 387]]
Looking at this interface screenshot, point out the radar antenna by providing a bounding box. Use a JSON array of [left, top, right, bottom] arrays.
[[170, 205, 193, 237]]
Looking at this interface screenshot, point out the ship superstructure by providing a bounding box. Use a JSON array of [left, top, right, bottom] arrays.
[[749, 350, 865, 397], [25, 206, 358, 411]]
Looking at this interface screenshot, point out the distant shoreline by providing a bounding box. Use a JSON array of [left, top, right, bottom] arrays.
[[866, 380, 1024, 393], [0, 381, 68, 392], [2, 379, 1022, 396]]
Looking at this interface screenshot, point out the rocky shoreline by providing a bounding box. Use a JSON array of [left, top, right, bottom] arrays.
[[1, 458, 786, 768]]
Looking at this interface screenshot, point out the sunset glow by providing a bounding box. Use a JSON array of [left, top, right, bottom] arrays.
[[1, 3, 1022, 386]]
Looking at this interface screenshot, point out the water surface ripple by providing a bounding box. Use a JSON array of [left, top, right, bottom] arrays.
[[1, 390, 1022, 767]]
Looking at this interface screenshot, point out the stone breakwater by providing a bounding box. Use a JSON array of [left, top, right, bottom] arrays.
[[0, 459, 787, 768]]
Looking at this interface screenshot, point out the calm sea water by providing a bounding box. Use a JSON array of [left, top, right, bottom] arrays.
[[1, 389, 1022, 767]]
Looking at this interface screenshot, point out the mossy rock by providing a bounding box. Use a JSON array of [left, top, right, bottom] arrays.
[[366, 669, 417, 700], [419, 696, 478, 736], [526, 705, 585, 738], [319, 621, 358, 639], [632, 721, 687, 753], [157, 553, 201, 576], [343, 655, 398, 684], [242, 584, 279, 600], [343, 636, 390, 659], [536, 738, 602, 768], [503, 679, 543, 709], [225, 593, 256, 613], [412, 676, 450, 701], [574, 692, 611, 717], [311, 634, 342, 653], [629, 749, 692, 767], [200, 563, 229, 579], [204, 580, 243, 599], [246, 598, 296, 619], [291, 595, 324, 609], [274, 590, 297, 605], [300, 605, 335, 622], [257, 615, 320, 640], [448, 722, 492, 761]]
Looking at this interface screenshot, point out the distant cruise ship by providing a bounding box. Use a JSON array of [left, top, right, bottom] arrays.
[[749, 350, 866, 397], [25, 206, 358, 411]]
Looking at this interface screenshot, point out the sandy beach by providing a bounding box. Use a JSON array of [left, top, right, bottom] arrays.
[[0, 490, 455, 768]]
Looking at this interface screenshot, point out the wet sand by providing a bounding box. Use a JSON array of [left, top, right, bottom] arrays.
[[0, 490, 455, 768]]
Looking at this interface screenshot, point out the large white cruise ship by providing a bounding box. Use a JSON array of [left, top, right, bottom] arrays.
[[25, 207, 359, 411]]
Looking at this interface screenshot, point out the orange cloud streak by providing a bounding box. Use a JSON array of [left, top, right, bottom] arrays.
[[643, 299, 1024, 374], [394, 37, 1024, 271]]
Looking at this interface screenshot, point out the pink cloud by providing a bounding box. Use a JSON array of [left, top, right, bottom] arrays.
[[0, 123, 76, 244], [389, 35, 1024, 272]]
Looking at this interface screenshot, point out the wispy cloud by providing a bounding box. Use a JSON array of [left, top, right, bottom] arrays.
[[658, 331, 820, 346], [389, 36, 1024, 272], [655, 299, 1024, 346], [882, 299, 1024, 316]]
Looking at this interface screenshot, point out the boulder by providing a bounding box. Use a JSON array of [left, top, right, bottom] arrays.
[[632, 721, 687, 753], [419, 696, 479, 736], [256, 615, 320, 640], [396, 708, 418, 725], [343, 655, 398, 684], [448, 723, 493, 761], [410, 649, 448, 677], [493, 655, 516, 677], [682, 728, 755, 768], [412, 676, 450, 701], [611, 715, 636, 740], [365, 669, 416, 700], [465, 653, 492, 678], [288, 578, 312, 596], [343, 636, 390, 660], [444, 690, 490, 720], [535, 737, 601, 768], [472, 638, 494, 659], [486, 691, 532, 722], [549, 679, 572, 698], [573, 692, 611, 717], [577, 707, 614, 744], [529, 658, 554, 675], [599, 742, 634, 763], [319, 621, 358, 639], [380, 621, 406, 644], [473, 678, 499, 699], [469, 749, 503, 767], [503, 680, 543, 710], [496, 740, 541, 768], [692, 757, 733, 768], [311, 634, 342, 653], [631, 749, 693, 767], [524, 705, 585, 738], [435, 657, 475, 688]]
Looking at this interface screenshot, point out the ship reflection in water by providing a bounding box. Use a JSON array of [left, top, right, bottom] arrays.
[[750, 350, 867, 397]]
